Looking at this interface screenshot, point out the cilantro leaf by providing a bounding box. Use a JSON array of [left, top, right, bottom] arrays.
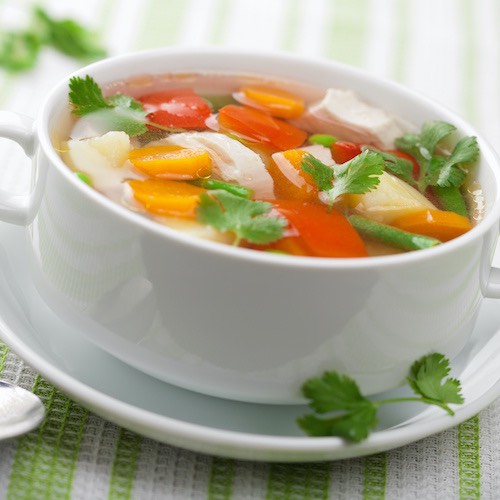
[[298, 352, 464, 441], [69, 76, 148, 136], [407, 353, 464, 406], [0, 31, 41, 72], [298, 405, 377, 441], [301, 150, 385, 206], [196, 190, 286, 246], [69, 75, 112, 115], [301, 154, 334, 191], [394, 121, 478, 192], [302, 371, 369, 413], [367, 148, 415, 186], [33, 6, 106, 61], [326, 150, 385, 203], [432, 136, 479, 187]]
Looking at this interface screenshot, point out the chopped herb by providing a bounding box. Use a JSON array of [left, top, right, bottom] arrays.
[[0, 32, 41, 72], [298, 353, 464, 441], [68, 75, 189, 136], [366, 148, 415, 186], [0, 6, 106, 73], [196, 190, 287, 246], [395, 121, 479, 192], [301, 151, 385, 206], [33, 6, 106, 61]]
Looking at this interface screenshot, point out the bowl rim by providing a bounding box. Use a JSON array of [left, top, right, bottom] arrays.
[[37, 46, 500, 270]]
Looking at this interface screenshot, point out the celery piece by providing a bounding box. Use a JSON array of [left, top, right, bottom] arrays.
[[193, 179, 253, 199], [349, 215, 441, 251], [309, 134, 337, 147], [433, 185, 468, 217]]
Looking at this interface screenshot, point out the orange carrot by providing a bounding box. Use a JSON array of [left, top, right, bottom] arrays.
[[129, 145, 212, 180], [267, 149, 318, 202], [237, 85, 305, 119], [128, 179, 205, 217], [391, 209, 472, 242], [218, 105, 307, 151], [270, 200, 368, 257]]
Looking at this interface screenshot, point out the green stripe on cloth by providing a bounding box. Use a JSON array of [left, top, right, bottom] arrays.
[[0, 342, 9, 373], [458, 416, 481, 500], [208, 457, 235, 499], [108, 429, 142, 500], [134, 0, 190, 50], [209, 0, 232, 45], [324, 0, 370, 66], [6, 377, 88, 500], [266, 463, 330, 499], [362, 453, 386, 499], [392, 0, 409, 82], [280, 0, 301, 52], [460, 0, 476, 123]]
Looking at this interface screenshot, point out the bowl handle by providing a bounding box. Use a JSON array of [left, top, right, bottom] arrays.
[[0, 111, 39, 225], [485, 224, 500, 298]]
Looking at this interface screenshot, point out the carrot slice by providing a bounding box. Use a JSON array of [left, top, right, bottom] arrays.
[[269, 200, 368, 257], [236, 86, 305, 119], [218, 105, 307, 151], [128, 179, 205, 217], [391, 209, 472, 242], [129, 145, 212, 180], [268, 149, 318, 202]]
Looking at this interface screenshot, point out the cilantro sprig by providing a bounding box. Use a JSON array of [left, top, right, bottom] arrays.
[[196, 190, 287, 246], [68, 75, 186, 136], [0, 6, 106, 73], [301, 150, 386, 206], [298, 353, 464, 441], [395, 121, 479, 192]]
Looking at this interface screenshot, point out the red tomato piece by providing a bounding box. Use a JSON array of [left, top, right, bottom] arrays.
[[269, 200, 368, 258], [330, 141, 363, 164], [218, 105, 307, 151], [139, 89, 212, 129]]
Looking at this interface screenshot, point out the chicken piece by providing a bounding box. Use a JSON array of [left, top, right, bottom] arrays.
[[292, 88, 405, 149], [150, 132, 274, 198]]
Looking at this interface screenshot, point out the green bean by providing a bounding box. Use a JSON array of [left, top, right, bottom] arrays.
[[192, 179, 254, 199], [348, 215, 441, 251]]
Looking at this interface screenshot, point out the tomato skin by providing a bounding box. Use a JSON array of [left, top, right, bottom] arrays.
[[218, 104, 307, 151], [139, 89, 212, 129], [330, 141, 362, 164], [267, 200, 368, 258]]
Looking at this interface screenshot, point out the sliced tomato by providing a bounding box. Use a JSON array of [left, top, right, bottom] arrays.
[[218, 104, 307, 151], [267, 200, 368, 258], [330, 141, 362, 164], [139, 89, 212, 129]]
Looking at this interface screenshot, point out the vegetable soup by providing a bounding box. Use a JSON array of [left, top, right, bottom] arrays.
[[60, 72, 483, 258]]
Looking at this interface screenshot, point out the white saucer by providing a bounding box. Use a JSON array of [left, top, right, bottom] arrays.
[[1, 222, 500, 462]]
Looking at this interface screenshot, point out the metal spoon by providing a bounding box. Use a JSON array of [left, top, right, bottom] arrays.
[[0, 380, 45, 439]]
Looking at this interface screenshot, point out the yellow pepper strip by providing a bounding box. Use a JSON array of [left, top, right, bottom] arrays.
[[238, 86, 305, 119], [391, 209, 472, 242], [129, 145, 212, 180], [128, 179, 206, 218]]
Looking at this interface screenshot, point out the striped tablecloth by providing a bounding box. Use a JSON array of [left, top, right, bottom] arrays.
[[1, 0, 499, 498]]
